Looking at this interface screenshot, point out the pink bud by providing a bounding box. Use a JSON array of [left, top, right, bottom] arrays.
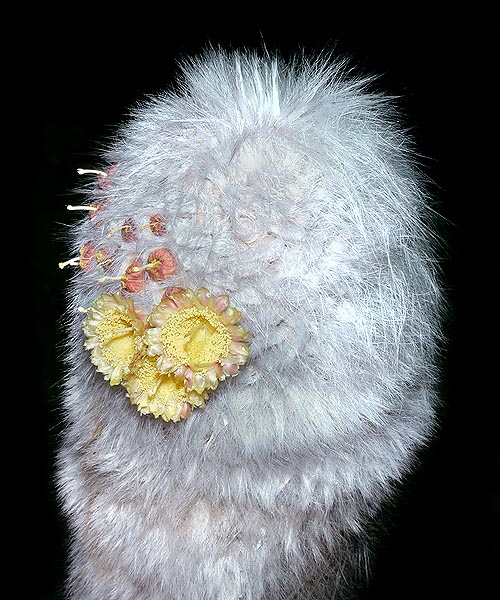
[[149, 214, 166, 236], [174, 365, 188, 379], [79, 241, 95, 271], [222, 363, 239, 376], [89, 199, 109, 221], [180, 402, 191, 419], [98, 164, 118, 190], [184, 368, 194, 388], [95, 246, 115, 272], [162, 287, 185, 300], [214, 295, 230, 314], [123, 259, 145, 293], [147, 248, 176, 281], [121, 218, 138, 243]]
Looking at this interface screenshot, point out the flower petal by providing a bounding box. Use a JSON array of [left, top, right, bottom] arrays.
[[191, 372, 208, 394], [184, 368, 194, 388], [198, 288, 211, 306], [213, 295, 230, 314], [200, 367, 218, 390], [229, 340, 250, 357], [159, 297, 182, 314], [227, 325, 253, 342], [220, 306, 242, 325], [221, 362, 239, 376], [156, 355, 177, 374], [180, 402, 191, 419], [146, 344, 163, 357]]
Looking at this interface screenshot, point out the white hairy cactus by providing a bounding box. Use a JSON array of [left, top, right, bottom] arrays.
[[57, 49, 443, 599]]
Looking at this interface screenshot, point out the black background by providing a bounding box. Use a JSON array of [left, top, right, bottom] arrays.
[[29, 8, 497, 599]]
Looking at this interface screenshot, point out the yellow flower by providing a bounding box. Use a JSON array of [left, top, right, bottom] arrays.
[[81, 287, 252, 423], [143, 288, 252, 394], [83, 293, 145, 386], [124, 354, 207, 422]]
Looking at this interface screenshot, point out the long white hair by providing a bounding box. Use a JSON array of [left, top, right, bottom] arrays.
[[57, 49, 443, 599]]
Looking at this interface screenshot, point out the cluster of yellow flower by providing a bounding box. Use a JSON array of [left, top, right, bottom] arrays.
[[82, 288, 252, 422]]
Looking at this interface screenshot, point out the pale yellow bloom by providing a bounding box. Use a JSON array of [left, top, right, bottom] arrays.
[[124, 354, 207, 422], [83, 293, 145, 386], [144, 288, 252, 395]]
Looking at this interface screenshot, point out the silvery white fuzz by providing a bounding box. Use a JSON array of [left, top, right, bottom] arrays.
[[57, 50, 443, 599]]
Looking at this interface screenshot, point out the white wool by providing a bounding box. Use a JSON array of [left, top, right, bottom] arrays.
[[57, 50, 443, 599]]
